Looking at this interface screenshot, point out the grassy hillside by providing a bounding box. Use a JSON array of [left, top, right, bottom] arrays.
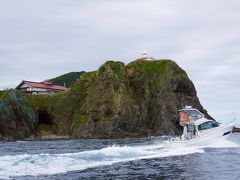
[[127, 60, 170, 74], [51, 71, 85, 88]]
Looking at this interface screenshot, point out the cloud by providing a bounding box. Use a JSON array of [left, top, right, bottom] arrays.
[[0, 0, 239, 121]]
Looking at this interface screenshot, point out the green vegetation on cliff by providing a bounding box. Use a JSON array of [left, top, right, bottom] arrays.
[[26, 92, 65, 109], [127, 60, 170, 74], [0, 59, 210, 140], [51, 71, 85, 87], [71, 112, 87, 131], [0, 90, 8, 99], [0, 90, 36, 140]]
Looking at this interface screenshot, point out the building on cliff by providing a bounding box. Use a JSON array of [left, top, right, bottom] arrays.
[[135, 52, 155, 61], [16, 80, 67, 95]]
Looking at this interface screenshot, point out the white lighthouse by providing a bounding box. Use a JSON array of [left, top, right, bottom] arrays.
[[135, 52, 155, 61]]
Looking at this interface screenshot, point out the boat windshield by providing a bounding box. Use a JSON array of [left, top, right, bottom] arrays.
[[179, 109, 203, 121], [198, 121, 219, 131]]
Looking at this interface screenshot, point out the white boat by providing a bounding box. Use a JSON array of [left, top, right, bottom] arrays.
[[163, 106, 235, 148]]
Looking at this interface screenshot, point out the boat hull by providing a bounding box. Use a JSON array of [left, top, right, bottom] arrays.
[[163, 122, 235, 149]]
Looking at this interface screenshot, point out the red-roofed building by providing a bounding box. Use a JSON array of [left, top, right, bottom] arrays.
[[16, 80, 67, 95]]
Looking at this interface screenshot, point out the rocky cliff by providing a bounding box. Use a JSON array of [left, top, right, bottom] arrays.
[[0, 90, 36, 140], [62, 60, 211, 138], [0, 60, 212, 140]]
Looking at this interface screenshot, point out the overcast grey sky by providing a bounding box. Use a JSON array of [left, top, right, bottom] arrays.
[[0, 0, 239, 122]]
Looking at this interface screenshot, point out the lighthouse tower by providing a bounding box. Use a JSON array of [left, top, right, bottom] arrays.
[[135, 52, 155, 61]]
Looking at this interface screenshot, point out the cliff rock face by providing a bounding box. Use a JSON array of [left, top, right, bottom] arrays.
[[0, 60, 212, 140], [57, 60, 211, 138], [0, 90, 36, 140]]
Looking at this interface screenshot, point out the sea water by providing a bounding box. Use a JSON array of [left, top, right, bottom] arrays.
[[0, 134, 239, 179]]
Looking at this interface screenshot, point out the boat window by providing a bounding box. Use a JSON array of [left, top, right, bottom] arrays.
[[187, 124, 194, 132], [187, 124, 197, 135], [180, 110, 203, 121], [198, 121, 218, 131], [179, 112, 190, 126]]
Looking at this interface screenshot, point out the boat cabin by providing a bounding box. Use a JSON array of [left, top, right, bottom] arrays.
[[179, 106, 219, 140]]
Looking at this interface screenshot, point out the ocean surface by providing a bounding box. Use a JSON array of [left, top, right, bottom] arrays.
[[0, 134, 240, 180]]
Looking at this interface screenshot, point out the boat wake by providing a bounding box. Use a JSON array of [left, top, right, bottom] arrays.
[[0, 138, 238, 179], [203, 138, 240, 148]]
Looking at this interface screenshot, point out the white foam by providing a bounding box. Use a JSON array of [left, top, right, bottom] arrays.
[[3, 135, 239, 179], [0, 141, 206, 179]]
